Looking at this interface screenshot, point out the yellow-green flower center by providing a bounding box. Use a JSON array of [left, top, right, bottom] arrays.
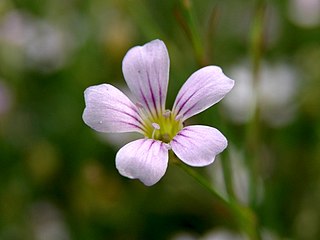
[[143, 111, 183, 143]]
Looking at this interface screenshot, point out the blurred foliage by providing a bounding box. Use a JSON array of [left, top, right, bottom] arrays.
[[1, 0, 320, 239]]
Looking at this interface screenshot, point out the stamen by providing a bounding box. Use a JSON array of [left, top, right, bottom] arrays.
[[136, 101, 152, 124], [163, 110, 171, 118], [152, 122, 160, 130], [136, 102, 144, 109], [175, 114, 184, 121], [151, 122, 160, 139]]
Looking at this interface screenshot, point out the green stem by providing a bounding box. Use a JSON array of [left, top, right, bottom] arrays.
[[178, 161, 228, 204], [174, 159, 261, 240], [220, 152, 237, 202], [175, 0, 206, 66], [246, 1, 266, 207]]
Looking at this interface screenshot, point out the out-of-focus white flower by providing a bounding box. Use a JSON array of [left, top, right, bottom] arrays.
[[222, 66, 256, 123], [83, 39, 234, 186], [223, 61, 298, 127], [201, 229, 245, 240], [288, 0, 320, 27], [170, 229, 245, 240], [171, 228, 280, 240], [209, 144, 264, 205], [203, 228, 279, 240], [258, 63, 298, 126], [0, 11, 31, 47], [0, 10, 74, 71], [29, 201, 70, 240]]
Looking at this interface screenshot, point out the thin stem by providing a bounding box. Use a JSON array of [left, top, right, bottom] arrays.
[[220, 152, 237, 202], [204, 4, 219, 63], [246, 1, 266, 207], [178, 161, 229, 204], [173, 158, 261, 240], [175, 0, 207, 66]]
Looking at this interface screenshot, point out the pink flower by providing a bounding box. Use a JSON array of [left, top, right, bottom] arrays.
[[83, 39, 234, 186]]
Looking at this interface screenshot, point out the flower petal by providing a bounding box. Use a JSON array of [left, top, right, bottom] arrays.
[[172, 66, 234, 121], [83, 84, 144, 133], [116, 139, 169, 186], [171, 125, 227, 167], [122, 39, 169, 117]]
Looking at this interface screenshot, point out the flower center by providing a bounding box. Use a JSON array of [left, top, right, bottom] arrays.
[[143, 110, 183, 143]]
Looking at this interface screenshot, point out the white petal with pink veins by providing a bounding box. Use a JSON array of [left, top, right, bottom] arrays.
[[83, 84, 144, 133], [171, 125, 228, 167], [122, 39, 170, 117], [116, 139, 169, 186], [173, 66, 234, 121]]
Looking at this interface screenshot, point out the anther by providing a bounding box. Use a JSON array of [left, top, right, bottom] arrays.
[[175, 114, 184, 121], [151, 122, 160, 139], [152, 123, 160, 130], [136, 102, 144, 109], [163, 110, 171, 118]]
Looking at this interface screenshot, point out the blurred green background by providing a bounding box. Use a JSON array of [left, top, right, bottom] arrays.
[[1, 0, 320, 239]]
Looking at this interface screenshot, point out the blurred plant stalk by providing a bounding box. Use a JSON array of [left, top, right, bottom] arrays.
[[247, 0, 266, 208], [175, 159, 261, 240], [174, 0, 207, 66], [173, 1, 269, 239]]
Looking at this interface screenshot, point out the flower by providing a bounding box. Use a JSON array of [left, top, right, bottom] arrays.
[[289, 0, 320, 27], [82, 39, 234, 186], [222, 61, 298, 126], [0, 10, 74, 72]]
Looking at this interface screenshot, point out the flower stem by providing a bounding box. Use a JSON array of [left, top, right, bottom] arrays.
[[178, 161, 228, 203], [220, 152, 237, 202], [246, 0, 266, 207], [174, 0, 207, 66], [175, 160, 261, 240]]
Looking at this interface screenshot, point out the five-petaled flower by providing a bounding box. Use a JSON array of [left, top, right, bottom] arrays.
[[82, 39, 234, 186]]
